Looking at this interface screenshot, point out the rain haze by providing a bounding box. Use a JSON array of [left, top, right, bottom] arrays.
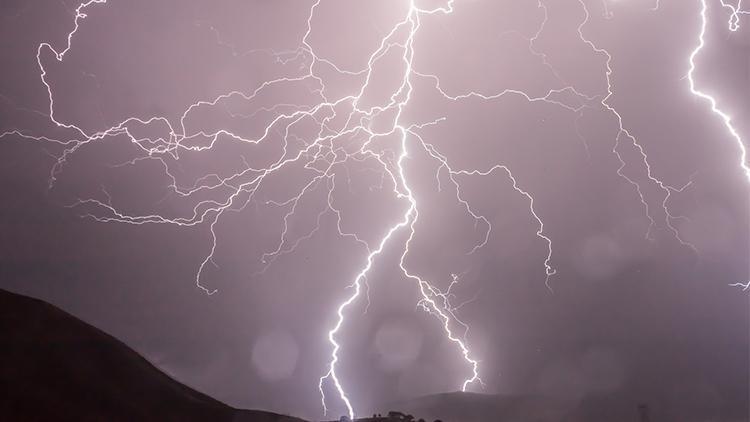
[[0, 0, 749, 421]]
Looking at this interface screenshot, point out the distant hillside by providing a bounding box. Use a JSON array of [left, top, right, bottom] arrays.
[[0, 289, 304, 422], [377, 392, 577, 422], [377, 390, 747, 422]]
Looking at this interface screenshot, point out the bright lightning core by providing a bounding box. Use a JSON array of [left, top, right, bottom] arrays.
[[2, 0, 749, 419]]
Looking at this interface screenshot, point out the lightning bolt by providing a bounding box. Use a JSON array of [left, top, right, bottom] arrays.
[[317, 3, 486, 418], [686, 0, 750, 290], [689, 1, 750, 182], [719, 0, 749, 31], [3, 0, 749, 419]]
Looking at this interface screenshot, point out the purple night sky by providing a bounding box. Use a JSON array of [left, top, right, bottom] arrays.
[[1, 0, 749, 420]]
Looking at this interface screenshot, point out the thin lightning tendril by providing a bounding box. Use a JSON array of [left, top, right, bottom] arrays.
[[578, 0, 698, 251], [2, 0, 748, 419]]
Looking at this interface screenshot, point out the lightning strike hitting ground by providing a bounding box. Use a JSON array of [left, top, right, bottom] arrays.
[[2, 0, 748, 419]]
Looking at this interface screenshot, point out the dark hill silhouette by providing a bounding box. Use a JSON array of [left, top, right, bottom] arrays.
[[0, 289, 303, 422]]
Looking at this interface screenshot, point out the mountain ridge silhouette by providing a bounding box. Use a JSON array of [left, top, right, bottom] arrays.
[[0, 288, 304, 422]]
